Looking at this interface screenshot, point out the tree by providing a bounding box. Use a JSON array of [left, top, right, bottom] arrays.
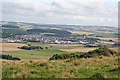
[[28, 44, 31, 46], [45, 47, 48, 49]]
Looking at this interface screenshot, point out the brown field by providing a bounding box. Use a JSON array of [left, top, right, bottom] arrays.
[[70, 31, 93, 35], [99, 38, 118, 42], [110, 48, 119, 52], [97, 31, 115, 34], [61, 48, 96, 52], [61, 48, 119, 53], [0, 43, 26, 51], [98, 41, 115, 45], [19, 26, 28, 29], [49, 44, 83, 47], [51, 28, 62, 30]]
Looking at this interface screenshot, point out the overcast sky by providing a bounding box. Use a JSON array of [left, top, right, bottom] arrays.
[[1, 0, 119, 27]]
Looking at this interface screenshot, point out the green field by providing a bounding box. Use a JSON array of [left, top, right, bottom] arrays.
[[2, 42, 93, 60], [87, 32, 118, 38], [3, 49, 66, 60]]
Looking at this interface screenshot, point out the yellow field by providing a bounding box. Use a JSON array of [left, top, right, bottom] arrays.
[[0, 43, 26, 51], [70, 31, 93, 35], [1, 42, 118, 53], [99, 38, 118, 42], [61, 48, 119, 53], [61, 48, 96, 52], [49, 44, 83, 47]]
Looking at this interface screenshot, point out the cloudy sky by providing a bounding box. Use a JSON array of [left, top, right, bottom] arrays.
[[1, 0, 119, 27]]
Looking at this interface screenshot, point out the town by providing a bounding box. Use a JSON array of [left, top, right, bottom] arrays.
[[3, 33, 118, 47]]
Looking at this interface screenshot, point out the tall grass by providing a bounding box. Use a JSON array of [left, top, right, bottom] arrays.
[[2, 56, 118, 78]]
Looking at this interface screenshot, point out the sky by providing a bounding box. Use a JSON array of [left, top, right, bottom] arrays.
[[1, 0, 119, 27]]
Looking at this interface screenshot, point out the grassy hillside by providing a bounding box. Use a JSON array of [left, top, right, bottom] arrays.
[[2, 47, 119, 78], [3, 49, 65, 60], [2, 56, 118, 78]]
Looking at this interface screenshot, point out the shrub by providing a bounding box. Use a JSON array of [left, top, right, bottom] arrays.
[[79, 47, 117, 58], [89, 73, 105, 80], [0, 54, 21, 60], [49, 53, 82, 60], [49, 47, 118, 60], [108, 67, 120, 72], [20, 46, 43, 50]]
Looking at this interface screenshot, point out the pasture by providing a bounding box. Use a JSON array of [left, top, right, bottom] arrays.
[[3, 49, 66, 60], [2, 42, 84, 60], [2, 42, 118, 60]]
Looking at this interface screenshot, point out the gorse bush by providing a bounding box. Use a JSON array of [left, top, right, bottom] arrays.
[[89, 73, 105, 80], [79, 47, 117, 58], [19, 46, 43, 50], [108, 67, 120, 72], [0, 54, 21, 60], [49, 53, 83, 60], [50, 47, 117, 60], [88, 47, 116, 55]]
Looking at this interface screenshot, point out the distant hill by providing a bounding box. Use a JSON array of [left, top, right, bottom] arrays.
[[1, 21, 118, 37], [27, 29, 72, 37], [2, 24, 19, 28], [1, 21, 117, 29]]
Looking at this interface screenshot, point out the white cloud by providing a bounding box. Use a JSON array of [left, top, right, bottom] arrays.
[[1, 0, 118, 27]]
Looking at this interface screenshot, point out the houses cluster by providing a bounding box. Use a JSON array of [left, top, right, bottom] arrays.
[[3, 34, 117, 47], [3, 34, 90, 43], [3, 34, 43, 42]]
